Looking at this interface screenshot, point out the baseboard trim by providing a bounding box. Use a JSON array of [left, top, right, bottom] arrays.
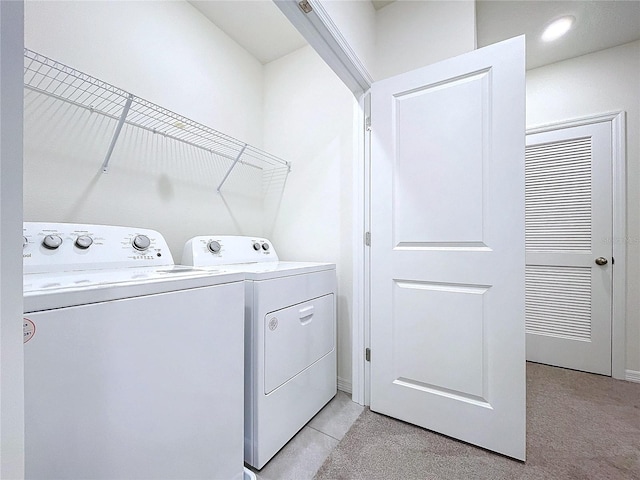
[[337, 377, 352, 394], [338, 372, 640, 391], [625, 370, 640, 383]]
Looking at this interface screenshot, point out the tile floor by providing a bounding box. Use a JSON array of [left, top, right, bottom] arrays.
[[247, 391, 364, 480]]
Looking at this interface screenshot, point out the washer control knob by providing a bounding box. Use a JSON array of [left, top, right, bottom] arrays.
[[75, 235, 93, 249], [23, 236, 28, 249], [42, 234, 63, 250], [207, 240, 221, 254], [132, 235, 151, 251], [261, 243, 270, 251], [253, 242, 261, 251]]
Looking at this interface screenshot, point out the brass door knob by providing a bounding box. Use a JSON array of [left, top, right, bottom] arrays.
[[595, 257, 608, 266]]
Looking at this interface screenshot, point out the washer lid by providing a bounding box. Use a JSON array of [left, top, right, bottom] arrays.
[[207, 261, 336, 281], [24, 266, 244, 313]]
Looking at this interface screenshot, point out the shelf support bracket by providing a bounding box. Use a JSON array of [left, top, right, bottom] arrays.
[[217, 144, 247, 192], [101, 93, 134, 173]]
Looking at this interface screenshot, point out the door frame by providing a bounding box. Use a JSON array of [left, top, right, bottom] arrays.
[[352, 91, 371, 405], [0, 0, 26, 475], [274, 0, 374, 403], [525, 111, 627, 380]]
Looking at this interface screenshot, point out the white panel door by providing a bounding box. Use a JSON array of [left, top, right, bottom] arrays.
[[525, 121, 613, 375], [370, 36, 526, 460]]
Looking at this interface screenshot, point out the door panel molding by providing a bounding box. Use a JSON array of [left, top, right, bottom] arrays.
[[526, 111, 626, 380]]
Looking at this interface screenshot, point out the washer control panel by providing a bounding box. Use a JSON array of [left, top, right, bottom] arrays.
[[182, 236, 278, 267], [23, 222, 174, 274]]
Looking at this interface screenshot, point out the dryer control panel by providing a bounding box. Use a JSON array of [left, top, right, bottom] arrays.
[[182, 236, 279, 266], [23, 222, 174, 274]]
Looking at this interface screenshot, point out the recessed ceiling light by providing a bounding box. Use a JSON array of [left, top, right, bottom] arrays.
[[541, 16, 575, 42]]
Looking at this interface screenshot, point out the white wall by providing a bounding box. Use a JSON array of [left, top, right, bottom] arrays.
[[263, 45, 356, 390], [24, 1, 268, 259], [25, 1, 262, 146], [526, 40, 640, 373], [375, 0, 476, 80], [318, 0, 476, 83], [320, 0, 377, 78], [0, 1, 24, 477]]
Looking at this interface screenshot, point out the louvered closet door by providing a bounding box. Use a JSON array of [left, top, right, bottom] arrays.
[[525, 121, 612, 375]]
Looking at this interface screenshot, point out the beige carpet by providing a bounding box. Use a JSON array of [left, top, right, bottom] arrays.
[[314, 363, 640, 480]]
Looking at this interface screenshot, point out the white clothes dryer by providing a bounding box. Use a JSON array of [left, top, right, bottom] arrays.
[[182, 236, 337, 469], [23, 222, 246, 480]]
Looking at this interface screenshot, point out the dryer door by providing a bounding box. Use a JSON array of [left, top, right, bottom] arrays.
[[264, 293, 335, 394]]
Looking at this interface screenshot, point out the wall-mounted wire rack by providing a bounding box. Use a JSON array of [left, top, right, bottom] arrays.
[[23, 48, 291, 192]]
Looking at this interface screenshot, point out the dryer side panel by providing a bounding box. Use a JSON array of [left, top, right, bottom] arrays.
[[247, 269, 337, 469]]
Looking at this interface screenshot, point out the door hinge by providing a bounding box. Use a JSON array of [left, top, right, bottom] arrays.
[[365, 115, 371, 132], [365, 348, 371, 362], [298, 0, 313, 14], [365, 231, 371, 246], [612, 257, 615, 265]]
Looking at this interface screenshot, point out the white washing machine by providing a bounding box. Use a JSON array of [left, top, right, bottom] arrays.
[[182, 236, 337, 469], [23, 222, 247, 480]]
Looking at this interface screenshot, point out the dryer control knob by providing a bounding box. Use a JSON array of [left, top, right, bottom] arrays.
[[23, 236, 28, 249], [207, 240, 221, 254], [132, 235, 151, 251], [253, 242, 261, 251], [42, 234, 63, 250], [75, 235, 93, 249], [261, 243, 270, 251]]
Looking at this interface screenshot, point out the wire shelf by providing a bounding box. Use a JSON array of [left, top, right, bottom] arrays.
[[23, 49, 291, 189]]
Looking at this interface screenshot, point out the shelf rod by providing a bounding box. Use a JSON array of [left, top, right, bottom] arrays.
[[217, 144, 248, 192], [101, 93, 134, 173], [24, 49, 290, 177]]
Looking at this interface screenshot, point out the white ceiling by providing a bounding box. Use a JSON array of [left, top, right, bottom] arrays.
[[188, 0, 307, 64], [190, 0, 640, 70], [476, 0, 640, 70], [371, 0, 396, 10]]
